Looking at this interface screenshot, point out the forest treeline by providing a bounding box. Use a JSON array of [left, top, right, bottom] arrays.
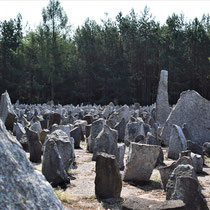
[[0, 0, 210, 105]]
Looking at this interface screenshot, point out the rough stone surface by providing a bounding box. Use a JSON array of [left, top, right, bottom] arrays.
[[166, 164, 197, 200], [146, 132, 161, 146], [26, 127, 42, 163], [123, 143, 161, 182], [168, 125, 187, 160], [118, 144, 126, 170], [0, 91, 17, 131], [122, 196, 185, 210], [182, 123, 192, 140], [159, 156, 193, 190], [95, 153, 122, 199], [125, 121, 145, 145], [44, 130, 74, 171], [203, 142, 210, 157], [187, 140, 203, 157], [42, 138, 70, 187], [0, 119, 63, 210], [114, 118, 126, 142], [191, 152, 203, 173], [92, 125, 119, 161], [13, 122, 26, 141], [70, 126, 82, 148], [156, 70, 171, 126], [87, 118, 105, 153], [171, 176, 208, 210], [161, 90, 210, 146]]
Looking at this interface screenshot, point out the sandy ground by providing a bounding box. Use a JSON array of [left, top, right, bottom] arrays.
[[32, 143, 210, 210]]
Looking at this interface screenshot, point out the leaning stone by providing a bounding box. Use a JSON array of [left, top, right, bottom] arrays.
[[26, 127, 42, 163], [0, 91, 17, 131], [95, 153, 122, 199], [168, 125, 187, 160], [0, 119, 63, 210], [161, 90, 210, 146], [156, 70, 171, 126], [123, 143, 161, 183]]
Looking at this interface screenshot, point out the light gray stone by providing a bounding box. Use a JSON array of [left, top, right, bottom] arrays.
[[168, 125, 187, 160], [125, 121, 145, 145], [87, 118, 105, 153], [118, 144, 126, 170], [156, 70, 170, 126], [92, 125, 119, 161], [166, 164, 197, 200], [0, 91, 17, 131], [191, 152, 203, 173], [0, 119, 63, 210], [123, 143, 161, 182], [43, 130, 74, 171], [161, 90, 210, 146]]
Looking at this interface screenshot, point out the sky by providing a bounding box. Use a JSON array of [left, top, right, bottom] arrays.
[[0, 0, 210, 31]]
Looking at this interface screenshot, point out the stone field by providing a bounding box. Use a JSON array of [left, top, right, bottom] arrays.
[[1, 70, 210, 209]]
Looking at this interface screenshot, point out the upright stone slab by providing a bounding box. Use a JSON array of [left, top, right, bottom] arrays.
[[87, 118, 105, 153], [124, 121, 145, 145], [95, 153, 122, 199], [171, 177, 208, 210], [44, 130, 74, 171], [26, 127, 42, 163], [123, 143, 161, 182], [92, 125, 119, 161], [168, 125, 187, 160], [42, 139, 70, 187], [0, 119, 63, 210], [0, 91, 17, 131], [156, 70, 170, 126], [13, 122, 26, 141], [161, 90, 210, 146], [167, 164, 207, 210], [70, 126, 82, 148], [114, 118, 126, 142], [166, 164, 197, 200]]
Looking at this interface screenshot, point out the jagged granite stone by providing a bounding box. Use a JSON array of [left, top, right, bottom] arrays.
[[0, 119, 63, 210]]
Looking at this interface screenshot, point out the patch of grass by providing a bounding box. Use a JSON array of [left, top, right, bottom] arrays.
[[150, 169, 161, 183], [86, 195, 97, 200], [204, 155, 210, 164], [54, 189, 71, 203]]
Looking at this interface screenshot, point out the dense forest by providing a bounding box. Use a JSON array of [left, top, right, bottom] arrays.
[[0, 0, 209, 105]]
